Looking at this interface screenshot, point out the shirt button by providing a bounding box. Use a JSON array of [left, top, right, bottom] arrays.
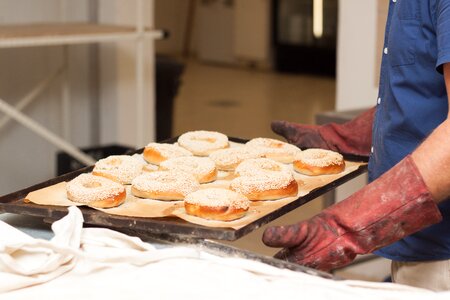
[[377, 97, 381, 105], [392, 0, 397, 2], [384, 47, 388, 54], [371, 147, 374, 153]]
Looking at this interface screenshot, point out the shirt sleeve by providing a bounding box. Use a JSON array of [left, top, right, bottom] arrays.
[[436, 0, 450, 72]]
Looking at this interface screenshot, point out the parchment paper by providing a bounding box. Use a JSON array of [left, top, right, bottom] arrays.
[[25, 159, 365, 230]]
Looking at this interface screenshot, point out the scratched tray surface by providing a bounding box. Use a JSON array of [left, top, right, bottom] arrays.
[[0, 137, 368, 241]]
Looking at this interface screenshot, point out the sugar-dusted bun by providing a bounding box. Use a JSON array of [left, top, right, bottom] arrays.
[[131, 171, 200, 201], [159, 156, 217, 183], [142, 163, 159, 172], [234, 158, 290, 177], [178, 130, 229, 156], [293, 148, 345, 176], [184, 188, 250, 221], [246, 138, 301, 163], [143, 143, 193, 165], [66, 173, 126, 208], [230, 171, 298, 201], [209, 146, 264, 171], [92, 155, 144, 184]]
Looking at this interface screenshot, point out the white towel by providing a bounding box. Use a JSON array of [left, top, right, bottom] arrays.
[[1, 207, 449, 299]]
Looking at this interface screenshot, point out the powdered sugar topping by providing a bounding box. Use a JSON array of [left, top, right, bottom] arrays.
[[93, 155, 145, 184], [294, 148, 344, 167], [209, 146, 264, 170], [231, 171, 295, 194], [160, 156, 216, 181], [142, 163, 159, 172], [132, 171, 200, 196], [235, 158, 290, 176], [246, 138, 301, 163], [66, 173, 125, 204], [178, 130, 229, 155], [145, 143, 193, 160], [185, 188, 250, 210]]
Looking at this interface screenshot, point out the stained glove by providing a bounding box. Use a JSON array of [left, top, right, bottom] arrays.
[[271, 107, 375, 157], [262, 155, 442, 271]]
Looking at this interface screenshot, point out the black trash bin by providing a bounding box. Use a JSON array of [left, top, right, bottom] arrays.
[[155, 55, 184, 141]]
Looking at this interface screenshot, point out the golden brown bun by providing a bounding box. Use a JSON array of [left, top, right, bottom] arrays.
[[66, 173, 126, 208], [293, 160, 345, 176], [92, 155, 144, 185], [189, 144, 230, 157], [177, 130, 230, 156], [131, 186, 185, 201], [158, 165, 218, 184], [91, 170, 120, 183], [195, 168, 218, 183], [216, 162, 239, 171], [184, 202, 248, 221], [209, 147, 264, 171], [142, 164, 159, 172], [67, 189, 126, 208], [143, 147, 166, 165], [245, 137, 301, 163], [236, 179, 299, 201]]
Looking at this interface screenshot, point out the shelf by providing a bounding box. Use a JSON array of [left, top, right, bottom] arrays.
[[0, 18, 162, 165], [0, 22, 164, 48]]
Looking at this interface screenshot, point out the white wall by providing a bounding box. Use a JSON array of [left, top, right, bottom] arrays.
[[234, 0, 271, 62], [0, 0, 93, 195], [336, 0, 379, 110], [154, 0, 271, 66], [154, 0, 190, 55], [98, 0, 156, 148]]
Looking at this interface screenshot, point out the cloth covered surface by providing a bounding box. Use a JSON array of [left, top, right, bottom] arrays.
[[1, 207, 449, 299]]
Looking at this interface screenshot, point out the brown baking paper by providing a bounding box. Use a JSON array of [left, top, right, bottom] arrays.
[[25, 160, 365, 230], [25, 184, 184, 218]]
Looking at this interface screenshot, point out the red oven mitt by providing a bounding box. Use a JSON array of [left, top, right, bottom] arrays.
[[262, 156, 442, 271], [271, 107, 375, 157]]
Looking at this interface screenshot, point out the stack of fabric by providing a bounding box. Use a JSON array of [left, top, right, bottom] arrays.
[[1, 207, 448, 299]]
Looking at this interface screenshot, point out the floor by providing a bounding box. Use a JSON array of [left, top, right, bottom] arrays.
[[172, 59, 391, 282], [173, 60, 336, 140]]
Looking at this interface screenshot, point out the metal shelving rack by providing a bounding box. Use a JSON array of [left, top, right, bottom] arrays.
[[0, 0, 163, 165]]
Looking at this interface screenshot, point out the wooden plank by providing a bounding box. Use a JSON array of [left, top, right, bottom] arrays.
[[0, 23, 163, 49], [0, 23, 136, 39]]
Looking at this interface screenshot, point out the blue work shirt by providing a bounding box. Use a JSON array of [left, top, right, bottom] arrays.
[[369, 0, 450, 261]]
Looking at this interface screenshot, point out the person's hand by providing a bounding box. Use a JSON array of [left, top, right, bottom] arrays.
[[262, 156, 442, 271], [271, 107, 375, 157], [271, 121, 329, 149]]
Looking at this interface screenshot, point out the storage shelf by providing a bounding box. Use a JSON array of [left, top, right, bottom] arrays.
[[0, 22, 163, 48], [0, 3, 161, 166]]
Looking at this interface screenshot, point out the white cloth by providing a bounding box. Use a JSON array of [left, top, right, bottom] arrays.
[[1, 207, 449, 299]]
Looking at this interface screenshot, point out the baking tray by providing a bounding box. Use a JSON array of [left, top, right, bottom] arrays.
[[0, 137, 368, 241]]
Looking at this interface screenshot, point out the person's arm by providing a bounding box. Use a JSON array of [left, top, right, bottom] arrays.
[[262, 66, 450, 271], [271, 107, 375, 157], [412, 63, 450, 202]]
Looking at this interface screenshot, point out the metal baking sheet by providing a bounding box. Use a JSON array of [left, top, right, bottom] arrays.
[[0, 137, 368, 241]]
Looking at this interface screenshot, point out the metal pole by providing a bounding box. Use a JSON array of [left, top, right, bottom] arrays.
[[60, 0, 71, 141], [0, 97, 95, 165], [0, 67, 63, 131], [62, 46, 71, 140], [88, 0, 100, 146], [136, 0, 145, 147]]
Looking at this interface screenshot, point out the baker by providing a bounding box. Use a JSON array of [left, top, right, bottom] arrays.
[[262, 1, 450, 291]]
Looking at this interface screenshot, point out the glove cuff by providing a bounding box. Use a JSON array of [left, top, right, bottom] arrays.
[[317, 107, 375, 157], [309, 156, 441, 270], [271, 155, 442, 271]]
